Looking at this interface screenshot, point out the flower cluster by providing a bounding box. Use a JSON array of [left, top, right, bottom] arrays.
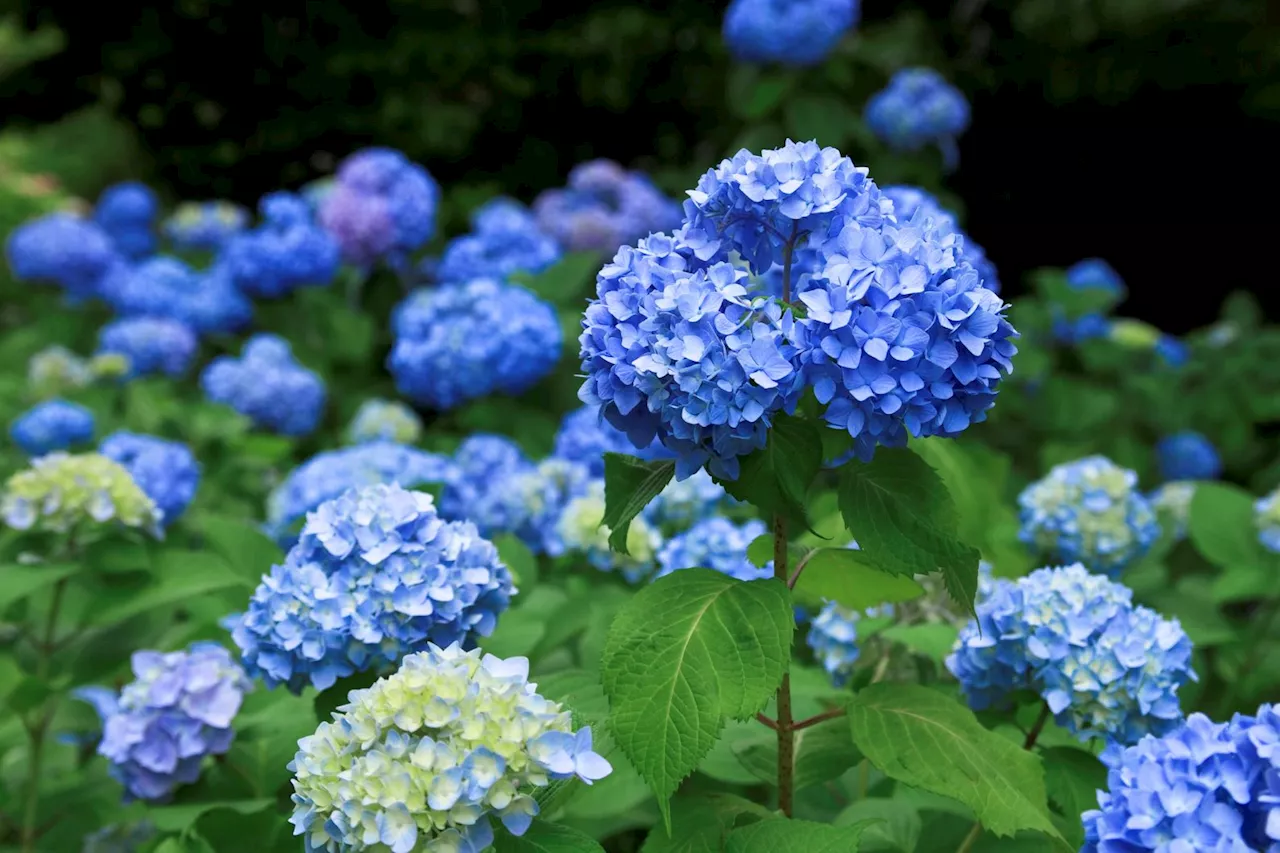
[[1150, 481, 1195, 541], [1, 452, 161, 535], [319, 147, 439, 268], [1052, 310, 1110, 346], [1082, 705, 1280, 852], [346, 398, 424, 445], [533, 159, 681, 255], [389, 278, 561, 410], [97, 316, 198, 378], [656, 517, 771, 581], [881, 184, 1000, 293], [163, 200, 249, 250], [1254, 486, 1280, 554], [642, 469, 733, 533], [722, 0, 860, 67], [93, 182, 158, 260], [1156, 335, 1191, 368], [436, 197, 561, 282], [220, 192, 340, 298], [231, 484, 514, 693], [1066, 258, 1125, 296], [10, 399, 95, 456], [552, 404, 664, 477], [437, 435, 532, 528], [99, 256, 252, 335], [200, 334, 326, 435], [1017, 456, 1160, 576], [98, 432, 200, 527], [291, 643, 610, 853], [946, 563, 1194, 744], [556, 480, 663, 582], [805, 599, 893, 686], [6, 213, 121, 299], [865, 69, 970, 165], [1156, 430, 1222, 482], [76, 642, 250, 801]]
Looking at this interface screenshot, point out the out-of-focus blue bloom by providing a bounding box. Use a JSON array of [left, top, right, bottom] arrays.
[[723, 0, 859, 66], [75, 642, 250, 802], [437, 198, 561, 282], [642, 469, 734, 533], [81, 821, 155, 853], [289, 643, 609, 853], [346, 398, 423, 445], [438, 435, 532, 528], [229, 485, 514, 693], [534, 159, 682, 255], [319, 147, 440, 267], [1254, 487, 1280, 554], [164, 201, 249, 250], [552, 405, 666, 477], [94, 182, 159, 260], [1051, 310, 1110, 345], [97, 316, 198, 378], [1156, 431, 1222, 482], [1018, 455, 1160, 577], [1150, 481, 1195, 541], [1230, 703, 1280, 851], [2, 452, 161, 537], [865, 69, 970, 166], [99, 432, 200, 527], [389, 278, 562, 411], [882, 184, 1000, 293], [200, 334, 325, 436], [266, 441, 454, 546], [557, 479, 663, 582], [99, 256, 252, 335], [476, 458, 593, 556], [806, 597, 893, 686], [947, 563, 1194, 745], [10, 399, 95, 456], [470, 196, 534, 233], [6, 213, 122, 299], [220, 192, 340, 298], [655, 517, 771, 581], [1156, 334, 1190, 368], [1066, 258, 1125, 296]]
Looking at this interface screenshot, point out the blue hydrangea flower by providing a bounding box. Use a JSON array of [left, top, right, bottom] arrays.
[[6, 213, 121, 299], [1052, 310, 1110, 345], [642, 469, 734, 532], [437, 199, 561, 282], [74, 642, 250, 802], [947, 563, 1194, 745], [1157, 431, 1222, 482], [1254, 487, 1280, 554], [723, 0, 859, 66], [99, 432, 200, 527], [346, 398, 424, 445], [533, 159, 682, 255], [1156, 334, 1190, 368], [472, 458, 593, 556], [389, 278, 562, 411], [98, 256, 252, 335], [266, 442, 454, 545], [230, 485, 515, 693], [94, 182, 159, 260], [289, 643, 609, 853], [163, 201, 249, 250], [1230, 703, 1280, 851], [220, 192, 340, 298], [655, 517, 771, 581], [882, 184, 1000, 293], [319, 147, 440, 267], [1066, 258, 1125, 296], [552, 405, 667, 477], [556, 479, 663, 582], [1151, 482, 1195, 541], [10, 399, 95, 456], [200, 334, 326, 435], [865, 69, 970, 166], [806, 598, 894, 686], [97, 316, 198, 378], [438, 435, 533, 528], [1018, 456, 1161, 577]]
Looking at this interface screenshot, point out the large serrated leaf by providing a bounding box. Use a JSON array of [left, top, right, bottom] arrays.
[[726, 817, 877, 853], [602, 454, 676, 554]]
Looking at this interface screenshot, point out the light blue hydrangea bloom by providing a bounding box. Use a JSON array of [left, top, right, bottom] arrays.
[[723, 0, 859, 67], [346, 398, 423, 445], [319, 147, 440, 268], [74, 642, 250, 802], [1254, 486, 1280, 554], [98, 256, 252, 335], [290, 643, 610, 853], [806, 592, 893, 687], [97, 316, 198, 378], [94, 182, 159, 260], [947, 563, 1194, 745], [865, 68, 970, 167], [882, 184, 1000, 294], [163, 200, 249, 250], [230, 484, 514, 694], [436, 198, 561, 282], [10, 399, 95, 456], [1156, 431, 1222, 482], [1066, 258, 1125, 296], [642, 469, 734, 533], [1018, 455, 1160, 577], [6, 213, 122, 299], [389, 278, 562, 411], [438, 435, 533, 529], [533, 159, 681, 255], [477, 458, 594, 556], [200, 334, 326, 435], [552, 404, 667, 477], [556, 480, 663, 583], [98, 432, 200, 527], [1150, 481, 1195, 541], [655, 517, 771, 581], [220, 191, 340, 298]]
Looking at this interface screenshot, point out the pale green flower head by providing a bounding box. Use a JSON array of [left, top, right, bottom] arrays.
[[557, 481, 661, 581], [89, 352, 131, 381], [1151, 482, 1195, 540], [1108, 318, 1161, 350], [1, 452, 161, 537], [27, 345, 92, 398], [346, 398, 424, 445]]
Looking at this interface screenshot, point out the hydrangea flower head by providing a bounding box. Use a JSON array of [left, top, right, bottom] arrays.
[[1254, 487, 1280, 554], [389, 279, 561, 411], [1053, 310, 1110, 345], [552, 405, 666, 477], [28, 345, 93, 398], [99, 432, 200, 527], [290, 643, 610, 853], [723, 0, 859, 66], [6, 213, 121, 299], [556, 480, 662, 582], [221, 192, 340, 298], [99, 256, 252, 335], [10, 399, 95, 456], [1, 452, 161, 536], [656, 517, 771, 581], [231, 484, 515, 693], [97, 316, 198, 378], [164, 200, 249, 250], [947, 563, 1194, 744], [1229, 703, 1280, 851], [865, 69, 970, 165], [882, 184, 999, 293], [438, 435, 533, 528], [475, 458, 593, 556], [437, 199, 561, 282], [1156, 334, 1190, 368], [347, 399, 424, 445], [533, 159, 682, 255], [1066, 258, 1125, 296], [1157, 431, 1222, 482], [806, 598, 894, 686], [200, 334, 326, 435], [1151, 481, 1195, 541], [642, 469, 733, 532], [1017, 456, 1160, 577], [320, 147, 440, 267], [94, 182, 159, 260], [76, 642, 250, 801]]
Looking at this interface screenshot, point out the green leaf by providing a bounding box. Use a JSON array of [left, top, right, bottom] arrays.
[[602, 454, 676, 554], [0, 562, 78, 611], [1188, 483, 1269, 571], [879, 624, 960, 664], [835, 799, 922, 852], [513, 252, 603, 306], [536, 668, 611, 721], [601, 570, 793, 823], [88, 551, 250, 627], [743, 75, 793, 119], [494, 533, 538, 588], [83, 537, 153, 575], [492, 819, 606, 853], [146, 799, 275, 833], [196, 514, 283, 583], [1041, 747, 1106, 847], [847, 684, 1066, 846], [792, 548, 925, 611], [639, 793, 773, 853], [733, 716, 862, 790], [837, 450, 981, 611], [718, 414, 823, 518], [726, 817, 877, 853]]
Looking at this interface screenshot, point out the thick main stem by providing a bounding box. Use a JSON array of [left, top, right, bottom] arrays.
[[773, 512, 795, 818], [21, 578, 66, 853], [955, 703, 1052, 853]]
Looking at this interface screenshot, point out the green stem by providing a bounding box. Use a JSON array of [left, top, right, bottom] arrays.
[[955, 822, 983, 853], [21, 578, 66, 853], [773, 512, 795, 818], [857, 759, 870, 800], [954, 703, 1051, 853]]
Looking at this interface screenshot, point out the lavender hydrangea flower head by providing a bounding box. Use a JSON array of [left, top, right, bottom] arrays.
[[346, 399, 424, 445], [1, 452, 161, 536], [389, 279, 562, 411], [28, 345, 93, 399], [6, 213, 121, 299], [220, 192, 340, 298], [882, 184, 1000, 293], [231, 484, 515, 693], [200, 334, 326, 435], [947, 563, 1195, 744], [552, 405, 666, 477], [534, 159, 682, 255], [320, 147, 440, 267], [97, 316, 198, 378], [1018, 456, 1160, 577], [94, 182, 159, 260], [865, 69, 970, 161], [437, 198, 561, 282], [164, 200, 249, 250], [723, 0, 859, 67], [99, 432, 200, 527], [75, 642, 250, 802], [289, 643, 609, 853], [10, 399, 95, 456], [1066, 258, 1125, 296], [557, 480, 663, 582], [1156, 431, 1222, 482], [656, 517, 771, 581], [1150, 481, 1195, 541], [642, 469, 734, 533], [1254, 487, 1280, 554], [99, 256, 252, 335]]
